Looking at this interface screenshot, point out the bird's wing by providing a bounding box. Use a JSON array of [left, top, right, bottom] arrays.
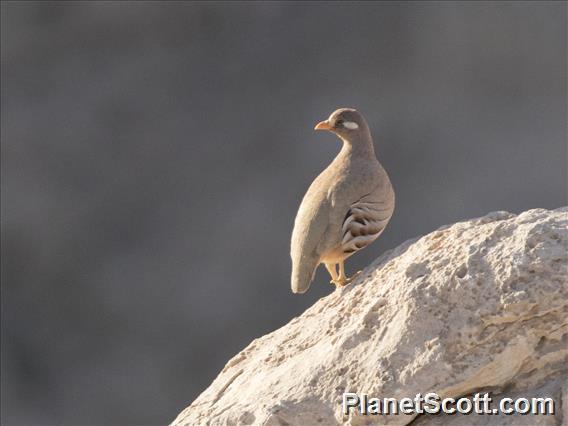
[[340, 188, 393, 255], [290, 184, 332, 293], [292, 195, 331, 257]]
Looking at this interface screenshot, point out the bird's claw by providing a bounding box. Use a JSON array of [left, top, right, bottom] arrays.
[[330, 271, 363, 289], [330, 279, 346, 287]]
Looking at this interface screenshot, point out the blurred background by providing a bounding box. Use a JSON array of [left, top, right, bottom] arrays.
[[1, 1, 566, 425]]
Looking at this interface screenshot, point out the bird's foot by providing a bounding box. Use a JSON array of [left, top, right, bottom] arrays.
[[330, 271, 362, 289], [330, 278, 346, 288]]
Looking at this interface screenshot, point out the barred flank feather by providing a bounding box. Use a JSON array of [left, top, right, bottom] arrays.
[[341, 196, 392, 255]]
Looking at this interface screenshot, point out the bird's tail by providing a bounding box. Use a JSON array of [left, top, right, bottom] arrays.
[[291, 256, 319, 294]]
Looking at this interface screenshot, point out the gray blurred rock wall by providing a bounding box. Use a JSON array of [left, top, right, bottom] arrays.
[[1, 2, 566, 425]]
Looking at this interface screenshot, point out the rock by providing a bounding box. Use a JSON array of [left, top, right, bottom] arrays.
[[171, 208, 567, 426]]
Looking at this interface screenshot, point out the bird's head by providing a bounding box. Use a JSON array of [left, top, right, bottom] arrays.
[[314, 108, 369, 139]]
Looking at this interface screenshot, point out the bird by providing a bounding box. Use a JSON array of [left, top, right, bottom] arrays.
[[290, 108, 395, 294]]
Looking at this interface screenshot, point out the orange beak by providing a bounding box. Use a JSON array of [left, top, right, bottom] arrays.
[[314, 120, 332, 131]]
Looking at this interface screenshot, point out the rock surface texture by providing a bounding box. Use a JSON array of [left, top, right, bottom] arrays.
[[171, 208, 567, 426]]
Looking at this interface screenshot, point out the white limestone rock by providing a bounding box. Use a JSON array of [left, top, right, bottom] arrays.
[[171, 208, 567, 426]]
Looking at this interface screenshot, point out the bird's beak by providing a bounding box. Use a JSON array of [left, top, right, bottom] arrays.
[[314, 120, 332, 131]]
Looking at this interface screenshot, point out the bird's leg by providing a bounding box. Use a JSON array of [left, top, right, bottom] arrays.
[[336, 261, 348, 287], [335, 261, 362, 287], [325, 263, 339, 285]]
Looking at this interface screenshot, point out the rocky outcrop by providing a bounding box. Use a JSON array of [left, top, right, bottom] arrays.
[[171, 208, 567, 426]]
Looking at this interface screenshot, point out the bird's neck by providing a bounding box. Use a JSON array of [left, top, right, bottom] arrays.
[[339, 132, 376, 159]]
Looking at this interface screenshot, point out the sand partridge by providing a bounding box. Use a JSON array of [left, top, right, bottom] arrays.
[[290, 108, 395, 294]]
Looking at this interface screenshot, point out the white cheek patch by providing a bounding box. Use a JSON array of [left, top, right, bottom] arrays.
[[343, 121, 359, 130]]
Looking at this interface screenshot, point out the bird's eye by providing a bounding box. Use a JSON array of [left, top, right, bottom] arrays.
[[335, 120, 344, 127]]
